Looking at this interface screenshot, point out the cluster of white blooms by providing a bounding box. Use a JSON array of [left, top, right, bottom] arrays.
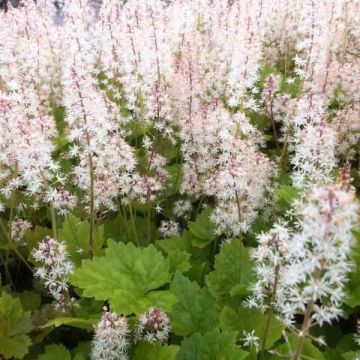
[[173, 200, 192, 220], [290, 94, 337, 189], [32, 236, 74, 310], [91, 307, 129, 360], [246, 223, 291, 312], [0, 95, 62, 204], [248, 182, 358, 338], [159, 220, 180, 238], [0, 1, 66, 212], [134, 307, 171, 344], [331, 104, 360, 161], [45, 186, 77, 215], [11, 218, 32, 245], [1, 0, 358, 237], [178, 103, 274, 236], [277, 184, 358, 327]]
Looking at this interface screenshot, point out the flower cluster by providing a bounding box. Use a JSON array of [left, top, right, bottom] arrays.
[[91, 307, 129, 360], [246, 223, 291, 312], [134, 307, 171, 344], [11, 218, 31, 245], [32, 236, 74, 310], [277, 183, 358, 327], [159, 220, 180, 238]]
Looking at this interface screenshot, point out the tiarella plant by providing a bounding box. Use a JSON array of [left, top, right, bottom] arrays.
[[0, 0, 359, 359]]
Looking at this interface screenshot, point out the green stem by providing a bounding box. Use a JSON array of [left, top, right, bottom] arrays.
[[5, 192, 15, 278], [292, 301, 314, 360], [40, 172, 57, 240], [146, 199, 152, 245], [50, 202, 57, 240], [119, 202, 130, 242], [259, 264, 280, 359], [87, 136, 95, 259], [128, 204, 139, 246]]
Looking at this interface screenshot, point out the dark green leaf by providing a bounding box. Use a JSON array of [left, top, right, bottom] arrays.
[[177, 329, 248, 360], [169, 273, 218, 336]]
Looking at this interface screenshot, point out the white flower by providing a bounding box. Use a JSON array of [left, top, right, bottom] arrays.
[[91, 307, 129, 360], [134, 307, 171, 344], [159, 220, 180, 238], [241, 330, 260, 351], [32, 237, 74, 311]]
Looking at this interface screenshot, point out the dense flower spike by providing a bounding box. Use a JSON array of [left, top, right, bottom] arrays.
[[91, 307, 129, 360], [32, 236, 74, 310], [11, 218, 31, 245], [278, 184, 358, 327], [246, 223, 291, 312], [134, 307, 171, 344]]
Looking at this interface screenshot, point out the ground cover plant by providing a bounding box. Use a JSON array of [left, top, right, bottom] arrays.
[[0, 0, 359, 359]]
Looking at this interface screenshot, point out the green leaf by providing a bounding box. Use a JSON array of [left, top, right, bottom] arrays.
[[164, 164, 183, 197], [103, 213, 130, 243], [188, 207, 216, 248], [157, 239, 191, 274], [156, 232, 211, 283], [206, 241, 254, 308], [0, 292, 32, 359], [166, 249, 191, 274], [134, 342, 179, 360], [157, 235, 192, 254], [72, 342, 91, 360], [220, 306, 283, 350], [275, 185, 300, 209], [19, 291, 41, 312], [41, 317, 98, 331], [342, 351, 360, 360], [345, 231, 360, 307], [177, 329, 248, 360], [38, 344, 71, 360], [322, 335, 357, 360], [24, 226, 52, 255], [169, 273, 218, 336], [70, 241, 176, 314], [59, 214, 105, 266]]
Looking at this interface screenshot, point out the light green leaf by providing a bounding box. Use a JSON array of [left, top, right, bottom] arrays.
[[0, 292, 32, 359], [38, 344, 71, 360], [59, 214, 105, 266], [177, 329, 248, 360], [41, 317, 98, 331], [275, 185, 300, 209], [134, 342, 179, 360], [220, 306, 283, 350], [188, 207, 216, 248], [70, 241, 175, 314], [169, 273, 218, 336], [166, 249, 191, 274], [206, 241, 254, 308], [157, 238, 191, 274]]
